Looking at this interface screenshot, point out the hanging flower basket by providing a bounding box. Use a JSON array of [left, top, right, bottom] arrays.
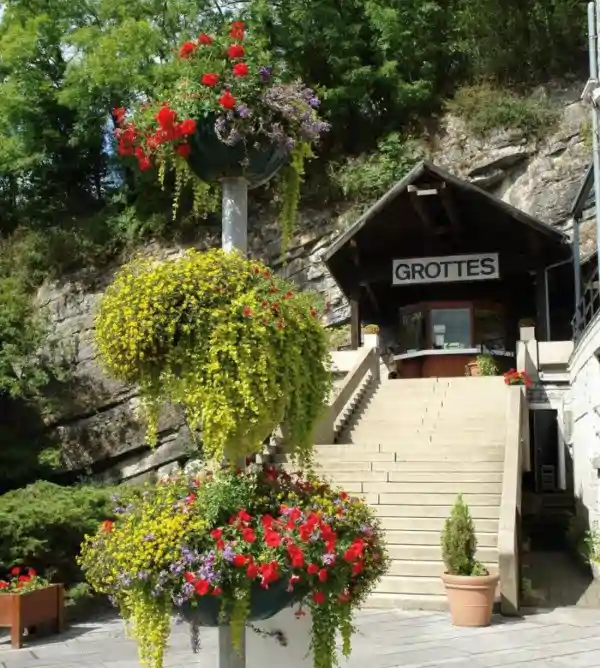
[[112, 19, 330, 247], [79, 465, 389, 668], [186, 116, 289, 188]]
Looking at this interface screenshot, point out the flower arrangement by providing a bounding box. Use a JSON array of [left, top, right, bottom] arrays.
[[94, 248, 331, 463], [503, 369, 532, 386], [0, 566, 49, 593], [79, 464, 388, 668], [113, 19, 330, 247]]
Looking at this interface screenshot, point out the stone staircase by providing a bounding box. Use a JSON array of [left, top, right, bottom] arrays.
[[315, 375, 508, 610]]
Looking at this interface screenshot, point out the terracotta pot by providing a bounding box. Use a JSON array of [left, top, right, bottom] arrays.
[[441, 572, 499, 627], [465, 361, 481, 377]]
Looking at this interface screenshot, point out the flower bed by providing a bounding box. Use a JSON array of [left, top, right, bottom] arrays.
[[79, 465, 388, 668], [0, 568, 64, 648], [113, 19, 329, 247]]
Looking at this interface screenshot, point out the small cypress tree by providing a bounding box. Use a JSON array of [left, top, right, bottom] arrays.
[[441, 494, 486, 576]]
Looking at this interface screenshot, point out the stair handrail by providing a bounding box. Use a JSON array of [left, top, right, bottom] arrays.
[[313, 346, 380, 444], [498, 384, 527, 616]]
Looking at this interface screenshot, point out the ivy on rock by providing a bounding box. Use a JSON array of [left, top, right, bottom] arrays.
[[94, 248, 331, 463]]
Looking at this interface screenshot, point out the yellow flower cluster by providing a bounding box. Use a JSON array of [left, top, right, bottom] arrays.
[[94, 248, 331, 463]]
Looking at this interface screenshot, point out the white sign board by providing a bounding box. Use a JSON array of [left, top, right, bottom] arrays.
[[392, 253, 499, 286]]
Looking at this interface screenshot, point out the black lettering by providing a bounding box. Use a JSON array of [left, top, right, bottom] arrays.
[[411, 263, 425, 280], [394, 263, 411, 281], [466, 259, 479, 276], [438, 260, 452, 278], [480, 257, 497, 276], [424, 262, 441, 279], [453, 260, 465, 278]]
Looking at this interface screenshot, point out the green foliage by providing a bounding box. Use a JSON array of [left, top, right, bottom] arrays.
[[0, 481, 116, 585], [441, 494, 487, 576], [332, 133, 423, 202], [447, 84, 557, 138], [95, 249, 331, 463], [476, 354, 498, 376]]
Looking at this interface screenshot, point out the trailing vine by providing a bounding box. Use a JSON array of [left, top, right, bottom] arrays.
[[94, 248, 331, 464]]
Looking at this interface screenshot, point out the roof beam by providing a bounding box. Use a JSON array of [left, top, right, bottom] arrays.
[[439, 183, 462, 239], [407, 185, 434, 232]]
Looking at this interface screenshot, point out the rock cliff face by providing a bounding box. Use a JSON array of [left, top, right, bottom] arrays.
[[38, 81, 592, 482]]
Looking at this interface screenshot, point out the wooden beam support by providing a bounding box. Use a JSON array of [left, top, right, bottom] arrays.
[[439, 183, 462, 239], [350, 239, 380, 313], [407, 185, 434, 232], [350, 297, 361, 349]]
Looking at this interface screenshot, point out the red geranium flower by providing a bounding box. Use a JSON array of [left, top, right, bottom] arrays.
[[307, 563, 319, 575], [219, 91, 236, 110], [242, 306, 252, 317], [212, 586, 223, 596], [194, 579, 211, 596], [242, 527, 257, 543], [312, 591, 326, 605], [229, 21, 245, 40], [265, 530, 282, 548], [198, 33, 213, 45], [180, 41, 197, 58], [318, 568, 328, 583], [113, 107, 126, 124], [211, 528, 223, 540], [10, 567, 20, 576], [102, 520, 114, 533], [227, 44, 245, 59], [0, 581, 8, 589], [28, 568, 37, 577], [246, 563, 259, 579], [175, 143, 191, 158], [180, 119, 197, 135], [201, 73, 219, 87], [232, 62, 249, 77], [156, 106, 177, 129], [233, 554, 247, 568]]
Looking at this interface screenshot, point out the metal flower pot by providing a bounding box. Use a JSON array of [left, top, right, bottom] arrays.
[[178, 579, 306, 627], [186, 117, 289, 189]]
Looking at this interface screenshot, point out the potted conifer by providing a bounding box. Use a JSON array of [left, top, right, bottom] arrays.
[[440, 495, 499, 627]]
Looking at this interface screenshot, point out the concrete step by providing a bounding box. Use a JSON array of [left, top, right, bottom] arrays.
[[377, 575, 446, 596], [380, 516, 499, 533], [317, 451, 395, 463], [365, 592, 448, 611], [362, 481, 503, 494], [383, 530, 497, 547], [387, 471, 503, 483], [389, 448, 505, 461], [314, 461, 373, 472], [347, 432, 506, 446], [376, 492, 501, 506], [385, 560, 498, 578], [318, 470, 504, 484], [371, 460, 503, 472], [388, 544, 498, 563], [374, 504, 500, 519]]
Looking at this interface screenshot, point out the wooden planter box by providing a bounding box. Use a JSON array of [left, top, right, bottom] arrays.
[[0, 584, 64, 648]]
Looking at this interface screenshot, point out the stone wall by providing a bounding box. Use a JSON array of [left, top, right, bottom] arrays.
[[36, 80, 593, 482]]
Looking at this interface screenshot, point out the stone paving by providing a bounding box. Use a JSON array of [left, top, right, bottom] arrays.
[[4, 606, 600, 668]]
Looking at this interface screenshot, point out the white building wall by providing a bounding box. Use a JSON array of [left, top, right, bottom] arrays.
[[569, 312, 600, 526]]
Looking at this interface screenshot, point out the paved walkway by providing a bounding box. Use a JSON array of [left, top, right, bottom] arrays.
[[4, 607, 600, 668]]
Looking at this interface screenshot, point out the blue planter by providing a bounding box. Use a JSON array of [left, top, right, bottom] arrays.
[[178, 579, 306, 627], [186, 117, 289, 189]]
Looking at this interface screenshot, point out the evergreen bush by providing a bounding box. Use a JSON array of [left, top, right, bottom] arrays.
[[441, 494, 487, 576]]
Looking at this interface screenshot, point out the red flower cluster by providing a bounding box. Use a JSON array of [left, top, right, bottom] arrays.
[[504, 369, 532, 387], [113, 104, 197, 170], [184, 499, 372, 606], [0, 566, 40, 592], [180, 21, 249, 112]]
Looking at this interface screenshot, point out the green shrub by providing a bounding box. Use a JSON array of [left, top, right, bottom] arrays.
[[441, 494, 487, 576], [446, 84, 557, 138], [476, 354, 498, 376], [331, 132, 423, 202], [0, 481, 117, 585]]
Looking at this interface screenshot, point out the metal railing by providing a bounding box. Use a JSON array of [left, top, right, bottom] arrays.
[[572, 263, 600, 342]]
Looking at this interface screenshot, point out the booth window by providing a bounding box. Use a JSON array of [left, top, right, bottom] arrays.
[[430, 308, 471, 349]]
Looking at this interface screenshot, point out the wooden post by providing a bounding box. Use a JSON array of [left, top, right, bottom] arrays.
[[350, 297, 361, 349]]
